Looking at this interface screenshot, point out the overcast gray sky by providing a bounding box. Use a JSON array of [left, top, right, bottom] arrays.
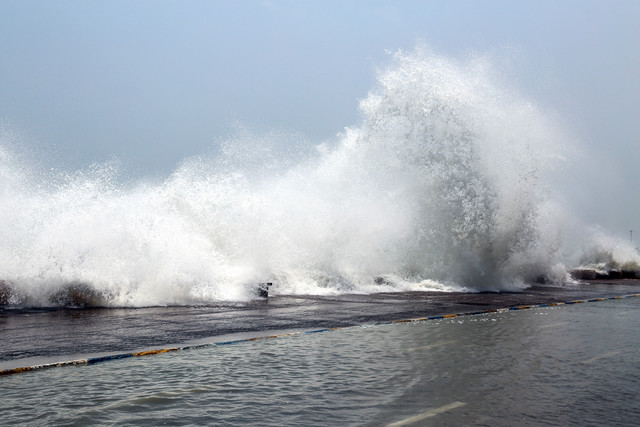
[[1, 0, 639, 236]]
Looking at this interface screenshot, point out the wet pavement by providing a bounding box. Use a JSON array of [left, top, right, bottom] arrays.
[[2, 280, 640, 370]]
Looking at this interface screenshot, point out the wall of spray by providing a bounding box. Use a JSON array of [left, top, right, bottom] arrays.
[[1, 48, 637, 307]]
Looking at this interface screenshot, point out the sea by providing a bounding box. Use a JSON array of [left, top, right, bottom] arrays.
[[2, 295, 639, 425]]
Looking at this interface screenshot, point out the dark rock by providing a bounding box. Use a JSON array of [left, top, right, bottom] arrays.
[[570, 269, 597, 280], [0, 280, 11, 305], [621, 270, 640, 279], [49, 282, 104, 307]]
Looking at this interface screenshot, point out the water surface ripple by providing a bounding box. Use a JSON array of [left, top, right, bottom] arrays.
[[3, 298, 639, 426]]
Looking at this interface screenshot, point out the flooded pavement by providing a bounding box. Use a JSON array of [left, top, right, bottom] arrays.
[[2, 280, 640, 370]]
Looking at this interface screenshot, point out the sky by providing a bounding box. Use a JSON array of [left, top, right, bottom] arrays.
[[0, 0, 639, 237]]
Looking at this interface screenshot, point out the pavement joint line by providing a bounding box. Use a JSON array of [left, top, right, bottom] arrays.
[[2, 293, 638, 377]]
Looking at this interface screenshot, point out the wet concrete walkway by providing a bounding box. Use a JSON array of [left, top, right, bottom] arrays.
[[2, 280, 640, 370]]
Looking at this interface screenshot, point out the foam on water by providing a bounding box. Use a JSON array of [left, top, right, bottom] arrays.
[[1, 48, 637, 307]]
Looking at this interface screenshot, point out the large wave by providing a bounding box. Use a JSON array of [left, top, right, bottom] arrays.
[[1, 48, 636, 307]]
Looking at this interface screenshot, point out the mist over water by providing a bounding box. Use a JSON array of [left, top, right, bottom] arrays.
[[1, 48, 638, 307]]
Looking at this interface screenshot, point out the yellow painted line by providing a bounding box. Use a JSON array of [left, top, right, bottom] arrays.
[[132, 348, 179, 357], [442, 314, 458, 318], [2, 366, 35, 375], [387, 401, 467, 427]]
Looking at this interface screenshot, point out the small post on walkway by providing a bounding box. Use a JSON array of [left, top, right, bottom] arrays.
[[257, 282, 272, 298]]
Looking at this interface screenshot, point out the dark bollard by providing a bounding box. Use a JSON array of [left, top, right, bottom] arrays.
[[257, 282, 272, 298]]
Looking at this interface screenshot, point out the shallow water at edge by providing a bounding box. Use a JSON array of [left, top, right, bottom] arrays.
[[3, 298, 639, 426]]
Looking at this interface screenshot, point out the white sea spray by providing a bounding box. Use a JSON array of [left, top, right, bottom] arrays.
[[1, 48, 632, 307]]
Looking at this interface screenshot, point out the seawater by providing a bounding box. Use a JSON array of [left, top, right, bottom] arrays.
[[3, 297, 639, 425]]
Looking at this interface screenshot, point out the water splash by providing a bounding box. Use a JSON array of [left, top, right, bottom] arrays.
[[0, 48, 614, 307]]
